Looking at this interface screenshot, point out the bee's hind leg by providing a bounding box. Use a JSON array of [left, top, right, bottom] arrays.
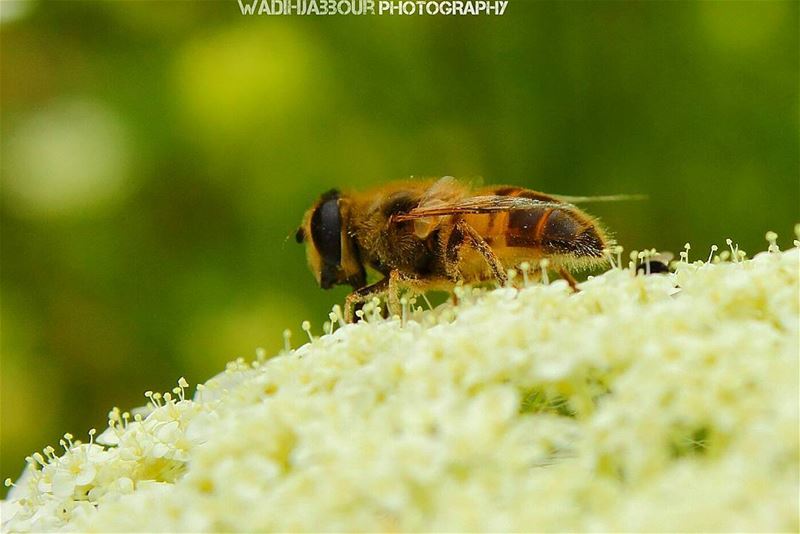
[[558, 267, 580, 292]]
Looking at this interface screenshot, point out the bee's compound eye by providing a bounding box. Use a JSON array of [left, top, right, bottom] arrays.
[[310, 195, 342, 266], [295, 227, 305, 243]]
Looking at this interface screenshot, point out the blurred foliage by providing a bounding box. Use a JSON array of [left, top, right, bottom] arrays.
[[1, 0, 797, 495]]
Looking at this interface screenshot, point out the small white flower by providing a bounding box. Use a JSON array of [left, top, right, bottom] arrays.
[[3, 236, 798, 533]]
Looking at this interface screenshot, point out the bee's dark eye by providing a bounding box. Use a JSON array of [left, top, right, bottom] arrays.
[[310, 193, 342, 273], [295, 227, 305, 243]]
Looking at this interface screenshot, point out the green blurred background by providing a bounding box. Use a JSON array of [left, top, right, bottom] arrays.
[[1, 0, 798, 492]]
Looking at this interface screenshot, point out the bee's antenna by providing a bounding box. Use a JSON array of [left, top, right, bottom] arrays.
[[284, 226, 305, 249]]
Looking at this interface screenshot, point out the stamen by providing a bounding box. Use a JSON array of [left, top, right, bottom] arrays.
[[328, 312, 338, 334], [453, 285, 465, 303], [400, 296, 409, 327], [629, 251, 639, 272], [725, 239, 738, 263], [707, 245, 718, 264], [421, 293, 434, 311], [506, 269, 517, 287], [360, 300, 373, 322], [765, 231, 779, 253], [539, 259, 550, 285], [283, 329, 292, 352], [301, 321, 314, 342], [602, 248, 615, 269], [642, 251, 652, 276], [331, 305, 346, 328], [519, 262, 530, 286]]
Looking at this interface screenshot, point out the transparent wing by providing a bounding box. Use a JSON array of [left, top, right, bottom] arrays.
[[553, 193, 647, 203], [392, 195, 564, 222]]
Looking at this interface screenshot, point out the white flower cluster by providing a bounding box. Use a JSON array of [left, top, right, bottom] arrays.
[[3, 232, 799, 532]]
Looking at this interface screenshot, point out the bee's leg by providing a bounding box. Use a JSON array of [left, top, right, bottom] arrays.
[[388, 271, 457, 315], [558, 267, 580, 292], [452, 220, 508, 286], [344, 277, 390, 323], [387, 270, 419, 317], [387, 270, 409, 316]]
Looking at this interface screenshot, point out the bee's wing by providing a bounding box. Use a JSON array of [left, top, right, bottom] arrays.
[[392, 195, 564, 222], [418, 176, 462, 206], [553, 193, 647, 203]]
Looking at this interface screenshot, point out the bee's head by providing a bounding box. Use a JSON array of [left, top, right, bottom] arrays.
[[296, 189, 366, 290]]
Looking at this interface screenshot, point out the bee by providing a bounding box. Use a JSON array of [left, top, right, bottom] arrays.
[[296, 176, 615, 322]]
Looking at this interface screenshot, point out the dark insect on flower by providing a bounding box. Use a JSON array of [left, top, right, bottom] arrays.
[[637, 252, 674, 275]]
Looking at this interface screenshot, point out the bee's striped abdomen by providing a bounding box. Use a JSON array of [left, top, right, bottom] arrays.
[[467, 185, 608, 263], [474, 186, 560, 246], [503, 205, 606, 258], [538, 208, 605, 258], [506, 207, 552, 247]]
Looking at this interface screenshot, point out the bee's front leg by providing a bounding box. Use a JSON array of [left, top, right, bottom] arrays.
[[344, 277, 390, 323]]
